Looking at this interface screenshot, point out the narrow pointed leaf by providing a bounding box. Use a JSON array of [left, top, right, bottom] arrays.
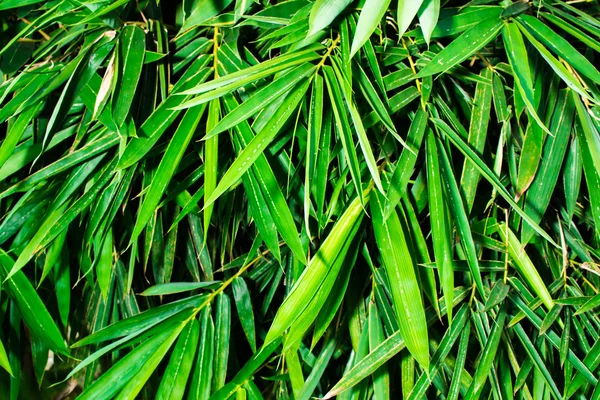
[[371, 190, 429, 369]]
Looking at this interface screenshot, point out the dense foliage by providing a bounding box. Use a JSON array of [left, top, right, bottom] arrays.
[[1, 0, 600, 398]]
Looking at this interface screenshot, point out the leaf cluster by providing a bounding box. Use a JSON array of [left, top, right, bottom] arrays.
[[1, 0, 600, 398]]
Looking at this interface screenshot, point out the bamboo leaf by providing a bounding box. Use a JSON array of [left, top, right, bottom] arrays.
[[522, 89, 575, 243], [518, 14, 600, 85], [0, 250, 69, 356], [113, 25, 145, 126], [407, 305, 469, 399], [331, 58, 383, 193], [130, 104, 207, 244], [140, 281, 221, 296], [81, 311, 191, 400], [431, 118, 558, 247], [464, 307, 507, 399], [417, 0, 440, 46], [385, 107, 428, 217], [426, 129, 454, 323], [189, 306, 215, 400], [323, 65, 364, 203], [205, 64, 315, 139], [397, 0, 425, 37], [203, 79, 310, 211], [324, 288, 470, 398], [437, 135, 484, 297], [72, 295, 207, 347], [351, 0, 393, 58], [371, 189, 429, 370], [417, 16, 503, 77], [156, 319, 200, 400], [497, 223, 554, 310], [232, 277, 257, 352], [308, 0, 352, 36], [502, 22, 551, 136], [264, 192, 366, 347], [0, 339, 11, 376], [117, 63, 212, 169], [574, 96, 600, 239], [179, 49, 319, 97], [461, 68, 493, 212]]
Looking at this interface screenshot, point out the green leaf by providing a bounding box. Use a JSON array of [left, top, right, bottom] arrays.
[[79, 310, 192, 400], [431, 118, 558, 247], [205, 64, 315, 139], [211, 339, 282, 400], [350, 0, 393, 58], [0, 131, 120, 200], [264, 192, 366, 347], [432, 6, 502, 38], [310, 243, 355, 347], [72, 295, 207, 347], [407, 305, 469, 399], [182, 0, 235, 31], [574, 96, 600, 239], [539, 304, 562, 335], [96, 230, 113, 300], [113, 25, 145, 126], [117, 63, 212, 170], [518, 14, 600, 85], [560, 308, 571, 366], [213, 293, 231, 392], [130, 104, 207, 244], [426, 129, 454, 323], [513, 323, 562, 399], [297, 337, 338, 400], [323, 65, 365, 203], [447, 318, 470, 400], [397, 0, 425, 37], [0, 250, 69, 355], [323, 288, 470, 398], [517, 21, 591, 102], [331, 58, 383, 193], [140, 281, 221, 296], [368, 302, 389, 400], [497, 223, 554, 310], [511, 293, 597, 386], [515, 122, 544, 200], [0, 0, 42, 10], [417, 0, 440, 46], [221, 94, 307, 265], [542, 12, 600, 53], [354, 63, 397, 138], [305, 73, 323, 237], [283, 233, 360, 352], [0, 103, 40, 170], [464, 307, 506, 399], [308, 0, 352, 36], [460, 68, 493, 212], [156, 319, 200, 400], [437, 135, 484, 297], [232, 277, 257, 352], [484, 280, 510, 311], [417, 16, 503, 77], [371, 189, 429, 371], [385, 107, 428, 217], [0, 339, 12, 376], [180, 48, 319, 97], [522, 89, 574, 243], [8, 160, 117, 279], [203, 79, 310, 211], [189, 306, 215, 400], [502, 22, 551, 136]]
